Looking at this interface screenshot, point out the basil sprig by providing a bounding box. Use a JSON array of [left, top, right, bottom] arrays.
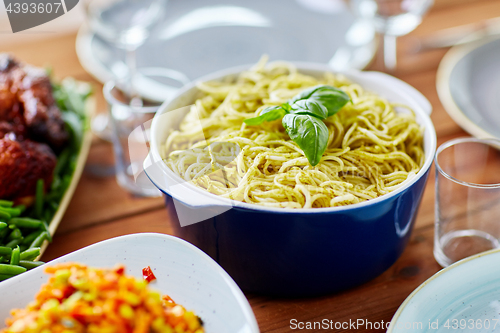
[[290, 85, 350, 117], [244, 85, 350, 166], [243, 105, 286, 126]]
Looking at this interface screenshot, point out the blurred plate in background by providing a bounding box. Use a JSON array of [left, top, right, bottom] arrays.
[[389, 248, 500, 333], [76, 0, 376, 102], [437, 37, 500, 139]]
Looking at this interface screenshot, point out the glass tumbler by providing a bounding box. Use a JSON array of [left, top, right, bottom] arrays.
[[104, 75, 163, 197], [434, 137, 500, 267]]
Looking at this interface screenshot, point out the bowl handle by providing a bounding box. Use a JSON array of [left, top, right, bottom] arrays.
[[360, 71, 432, 115], [144, 153, 233, 225]]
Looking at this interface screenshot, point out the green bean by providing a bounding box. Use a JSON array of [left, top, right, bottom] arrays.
[[0, 206, 21, 217], [44, 211, 52, 224], [0, 222, 7, 230], [0, 210, 10, 220], [5, 238, 23, 248], [0, 200, 13, 207], [18, 261, 44, 270], [10, 246, 20, 265], [20, 247, 40, 261], [42, 221, 52, 242], [0, 263, 26, 275], [15, 205, 26, 214], [30, 231, 49, 249], [49, 201, 59, 211], [54, 148, 70, 176], [0, 274, 15, 281], [0, 227, 9, 242], [21, 230, 43, 246], [8, 217, 43, 229], [7, 228, 23, 241], [0, 247, 12, 256], [35, 179, 44, 218]]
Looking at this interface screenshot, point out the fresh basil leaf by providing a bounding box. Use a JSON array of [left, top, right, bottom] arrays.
[[282, 114, 329, 166], [244, 105, 286, 126], [290, 85, 350, 117], [289, 99, 328, 120], [281, 102, 292, 112]]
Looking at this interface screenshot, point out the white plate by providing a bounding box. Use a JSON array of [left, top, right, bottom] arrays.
[[76, 0, 376, 102], [0, 233, 259, 333], [437, 36, 500, 139], [388, 248, 500, 333]]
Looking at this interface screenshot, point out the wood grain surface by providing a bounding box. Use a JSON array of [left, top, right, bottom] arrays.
[[2, 0, 499, 331]]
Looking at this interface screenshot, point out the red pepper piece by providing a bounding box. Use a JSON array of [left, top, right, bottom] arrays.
[[142, 266, 156, 283]]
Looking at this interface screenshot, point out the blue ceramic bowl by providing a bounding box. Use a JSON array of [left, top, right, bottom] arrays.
[[145, 63, 436, 296]]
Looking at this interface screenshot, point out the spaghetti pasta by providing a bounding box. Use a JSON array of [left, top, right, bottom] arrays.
[[162, 59, 425, 209]]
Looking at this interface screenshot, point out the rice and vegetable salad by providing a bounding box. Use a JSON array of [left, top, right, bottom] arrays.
[[1, 263, 204, 333]]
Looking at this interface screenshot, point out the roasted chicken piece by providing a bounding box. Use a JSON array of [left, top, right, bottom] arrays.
[[0, 54, 68, 151], [0, 54, 65, 203], [0, 61, 25, 136], [0, 133, 56, 202]]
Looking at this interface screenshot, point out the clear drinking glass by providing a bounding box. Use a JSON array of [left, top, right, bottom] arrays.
[[350, 0, 434, 71], [434, 138, 500, 267], [84, 0, 167, 139], [103, 70, 165, 197]]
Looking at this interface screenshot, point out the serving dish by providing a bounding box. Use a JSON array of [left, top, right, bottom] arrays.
[[144, 63, 436, 296], [76, 0, 376, 101], [40, 93, 93, 256], [0, 233, 259, 333], [0, 75, 93, 264], [437, 36, 500, 139], [388, 248, 500, 333]]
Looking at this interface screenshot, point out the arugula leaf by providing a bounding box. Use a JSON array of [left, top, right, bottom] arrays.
[[289, 99, 328, 120], [282, 114, 329, 166], [290, 85, 350, 117], [244, 105, 286, 126]]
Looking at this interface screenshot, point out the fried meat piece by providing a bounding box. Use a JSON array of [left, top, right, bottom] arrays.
[[0, 54, 68, 151], [0, 56, 24, 129], [0, 135, 56, 201], [0, 121, 25, 140], [17, 66, 68, 151]]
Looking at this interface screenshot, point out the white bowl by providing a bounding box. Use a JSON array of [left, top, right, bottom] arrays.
[[141, 63, 438, 296], [0, 233, 259, 333], [145, 62, 435, 216]]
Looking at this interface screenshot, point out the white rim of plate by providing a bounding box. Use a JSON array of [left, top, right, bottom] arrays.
[[387, 247, 500, 332], [436, 36, 500, 140]]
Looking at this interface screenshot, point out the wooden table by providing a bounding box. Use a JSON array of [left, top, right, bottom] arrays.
[[2, 0, 499, 331]]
